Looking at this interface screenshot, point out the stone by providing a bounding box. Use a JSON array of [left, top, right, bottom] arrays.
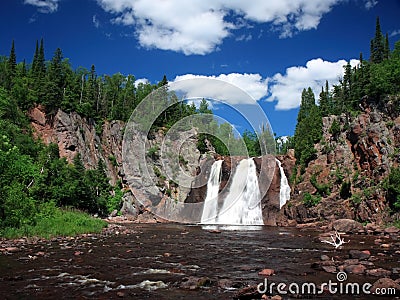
[[233, 285, 259, 300], [332, 219, 363, 233], [343, 259, 360, 265], [371, 278, 400, 294], [322, 266, 336, 273], [366, 268, 391, 277], [384, 226, 400, 234], [344, 264, 366, 275], [349, 250, 370, 260], [258, 269, 275, 276], [320, 255, 330, 261], [392, 268, 400, 274], [180, 276, 211, 290]]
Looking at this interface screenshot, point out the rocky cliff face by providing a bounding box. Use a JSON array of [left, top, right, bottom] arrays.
[[29, 106, 124, 185], [285, 100, 400, 225]]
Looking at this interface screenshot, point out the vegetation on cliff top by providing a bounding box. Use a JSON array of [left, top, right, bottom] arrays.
[[293, 17, 400, 215]]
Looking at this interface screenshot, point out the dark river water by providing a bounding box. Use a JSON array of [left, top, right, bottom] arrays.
[[0, 224, 398, 299]]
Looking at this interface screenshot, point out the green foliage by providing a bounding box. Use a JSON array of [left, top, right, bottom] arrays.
[[329, 119, 341, 139], [107, 187, 123, 214], [294, 88, 322, 167], [0, 207, 106, 239], [108, 154, 118, 167], [384, 167, 400, 211], [147, 145, 160, 159], [178, 155, 188, 166], [351, 193, 362, 205], [310, 174, 330, 197], [302, 192, 321, 208]]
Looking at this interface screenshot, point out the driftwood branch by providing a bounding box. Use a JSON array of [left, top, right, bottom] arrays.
[[321, 230, 350, 249]]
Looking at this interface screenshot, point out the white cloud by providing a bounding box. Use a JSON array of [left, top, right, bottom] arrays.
[[24, 0, 59, 13], [266, 58, 359, 110], [172, 73, 268, 105], [96, 0, 346, 55], [93, 15, 100, 28], [364, 0, 378, 10], [390, 29, 400, 38], [172, 59, 361, 110], [134, 78, 149, 88]]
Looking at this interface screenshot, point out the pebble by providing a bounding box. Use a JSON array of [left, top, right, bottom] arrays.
[[258, 269, 275, 276]]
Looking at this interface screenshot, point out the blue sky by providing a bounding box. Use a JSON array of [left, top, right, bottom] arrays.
[[1, 0, 399, 137]]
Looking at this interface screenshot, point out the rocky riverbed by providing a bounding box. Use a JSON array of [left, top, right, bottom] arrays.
[[0, 222, 399, 299]]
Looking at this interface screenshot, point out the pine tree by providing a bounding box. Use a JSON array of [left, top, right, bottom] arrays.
[[294, 88, 322, 167], [384, 33, 390, 60], [370, 17, 384, 63], [6, 40, 17, 89], [31, 40, 39, 77], [37, 38, 46, 77]]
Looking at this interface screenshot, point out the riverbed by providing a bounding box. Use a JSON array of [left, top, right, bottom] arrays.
[[0, 224, 399, 299]]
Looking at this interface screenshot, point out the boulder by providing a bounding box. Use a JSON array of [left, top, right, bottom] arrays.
[[332, 219, 363, 233]]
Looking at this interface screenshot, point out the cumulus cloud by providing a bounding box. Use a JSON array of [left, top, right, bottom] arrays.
[[267, 58, 359, 110], [364, 0, 378, 10], [24, 0, 59, 13], [172, 73, 268, 105], [134, 78, 149, 88], [96, 0, 346, 55], [172, 58, 360, 110], [390, 29, 400, 37]]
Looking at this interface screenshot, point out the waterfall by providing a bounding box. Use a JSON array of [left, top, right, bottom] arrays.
[[214, 158, 263, 225], [276, 159, 291, 208], [200, 160, 223, 224]]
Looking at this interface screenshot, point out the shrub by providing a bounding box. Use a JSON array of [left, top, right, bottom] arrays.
[[384, 167, 400, 211], [147, 145, 160, 159], [302, 192, 321, 207]]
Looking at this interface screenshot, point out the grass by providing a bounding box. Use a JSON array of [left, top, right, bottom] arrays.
[[389, 220, 400, 229], [0, 208, 107, 239]]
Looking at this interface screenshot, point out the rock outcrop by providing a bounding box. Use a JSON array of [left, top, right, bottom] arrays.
[[29, 106, 124, 185], [285, 103, 400, 225]]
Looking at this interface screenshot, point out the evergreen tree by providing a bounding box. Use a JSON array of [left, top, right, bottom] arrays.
[[370, 17, 384, 63], [6, 40, 17, 89], [294, 88, 322, 167], [384, 33, 390, 60]]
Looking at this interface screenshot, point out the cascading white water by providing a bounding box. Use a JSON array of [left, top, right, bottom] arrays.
[[200, 160, 223, 224], [276, 159, 291, 208], [215, 158, 264, 225]]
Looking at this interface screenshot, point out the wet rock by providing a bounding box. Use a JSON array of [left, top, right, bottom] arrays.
[[218, 279, 234, 290], [233, 285, 260, 300], [116, 291, 125, 297], [322, 266, 337, 273], [180, 276, 212, 290], [366, 268, 392, 277], [392, 268, 400, 274], [349, 250, 370, 260], [371, 278, 400, 294], [344, 264, 366, 275], [384, 226, 400, 234], [332, 219, 363, 233], [258, 269, 275, 276], [343, 259, 360, 265], [1, 247, 19, 253], [320, 255, 330, 261]]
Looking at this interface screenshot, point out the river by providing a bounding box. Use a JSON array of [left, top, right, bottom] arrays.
[[0, 224, 398, 299]]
